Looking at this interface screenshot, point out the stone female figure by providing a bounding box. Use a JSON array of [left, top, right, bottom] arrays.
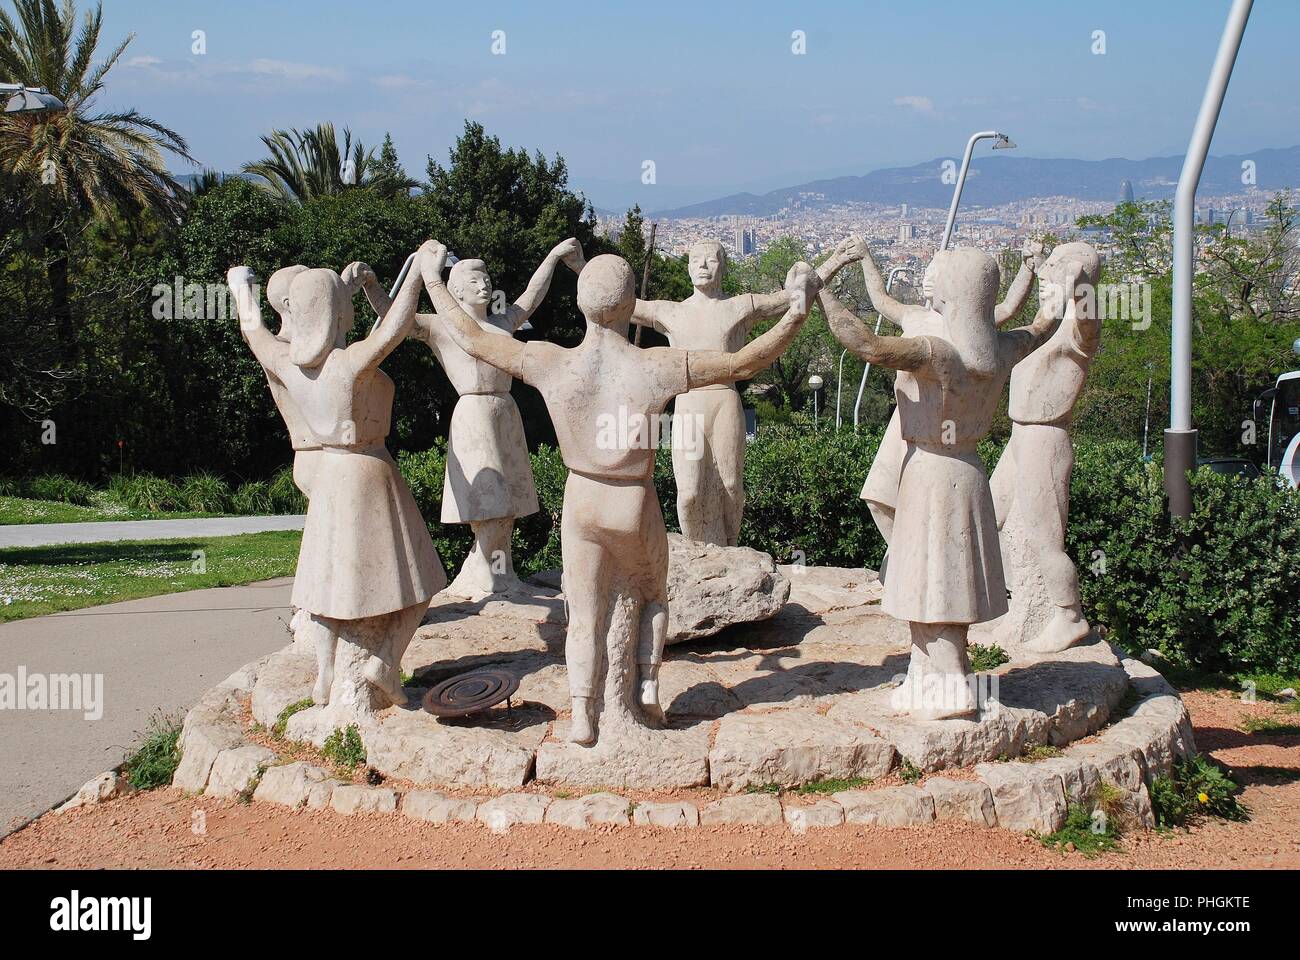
[[858, 239, 1043, 561], [347, 239, 585, 597], [420, 244, 819, 745], [227, 246, 445, 725], [821, 248, 1070, 720], [989, 242, 1102, 653]]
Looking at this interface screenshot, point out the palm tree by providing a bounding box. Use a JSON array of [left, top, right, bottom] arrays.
[[0, 0, 194, 350], [243, 122, 377, 204]]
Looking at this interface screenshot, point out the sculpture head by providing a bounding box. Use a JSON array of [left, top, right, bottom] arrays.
[[921, 256, 942, 307], [448, 259, 493, 310], [1039, 241, 1101, 314], [267, 265, 309, 342], [688, 240, 725, 293], [577, 254, 636, 329], [287, 269, 353, 368], [934, 248, 1001, 375]]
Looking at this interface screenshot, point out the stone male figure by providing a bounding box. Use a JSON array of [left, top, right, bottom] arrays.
[[629, 236, 865, 546], [989, 242, 1102, 653], [348, 238, 584, 597], [422, 245, 819, 744]]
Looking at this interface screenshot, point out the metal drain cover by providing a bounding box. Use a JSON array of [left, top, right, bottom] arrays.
[[421, 670, 519, 717]]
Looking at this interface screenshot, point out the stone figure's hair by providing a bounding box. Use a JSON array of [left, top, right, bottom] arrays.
[[577, 254, 636, 328], [267, 265, 309, 317], [288, 268, 353, 368], [1044, 241, 1102, 288], [448, 259, 489, 298]]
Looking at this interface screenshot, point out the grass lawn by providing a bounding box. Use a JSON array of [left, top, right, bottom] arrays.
[[0, 530, 301, 621], [0, 495, 221, 525]]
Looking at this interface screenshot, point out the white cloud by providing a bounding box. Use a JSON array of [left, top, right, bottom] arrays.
[[892, 95, 934, 114], [124, 55, 162, 68], [245, 59, 344, 83]]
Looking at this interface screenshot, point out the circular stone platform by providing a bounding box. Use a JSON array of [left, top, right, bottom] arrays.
[[173, 565, 1196, 835]]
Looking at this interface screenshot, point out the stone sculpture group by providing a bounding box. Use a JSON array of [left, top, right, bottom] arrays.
[[228, 223, 1102, 746]]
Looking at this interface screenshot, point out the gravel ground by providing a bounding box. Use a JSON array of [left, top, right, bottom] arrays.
[[2, 687, 1296, 870]]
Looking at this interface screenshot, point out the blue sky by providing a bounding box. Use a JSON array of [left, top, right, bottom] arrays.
[[94, 0, 1299, 209]]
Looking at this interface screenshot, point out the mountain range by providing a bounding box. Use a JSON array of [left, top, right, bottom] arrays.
[[644, 146, 1300, 219]]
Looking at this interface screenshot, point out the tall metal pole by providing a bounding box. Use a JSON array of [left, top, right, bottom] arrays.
[[853, 266, 912, 429], [1166, 0, 1253, 517], [939, 131, 1011, 252]]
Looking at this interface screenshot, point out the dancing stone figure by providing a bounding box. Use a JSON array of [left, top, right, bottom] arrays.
[[859, 239, 1044, 567], [629, 236, 865, 546], [349, 239, 585, 597], [821, 246, 1070, 720], [422, 245, 819, 745], [989, 242, 1102, 653], [228, 245, 445, 726]]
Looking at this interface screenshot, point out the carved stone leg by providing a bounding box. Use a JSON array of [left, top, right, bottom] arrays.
[[904, 622, 978, 721], [445, 517, 520, 598]]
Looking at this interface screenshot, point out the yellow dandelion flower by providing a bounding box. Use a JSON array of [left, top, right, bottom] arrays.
[[1198, 792, 1209, 804]]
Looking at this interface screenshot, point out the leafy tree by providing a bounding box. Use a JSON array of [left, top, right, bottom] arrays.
[[0, 0, 192, 352], [243, 122, 376, 204], [370, 132, 418, 199], [1077, 195, 1300, 456], [732, 237, 839, 416]]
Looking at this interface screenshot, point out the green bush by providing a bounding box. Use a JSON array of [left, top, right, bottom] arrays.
[[739, 425, 885, 568], [321, 724, 366, 769], [177, 472, 232, 513], [109, 472, 183, 512], [1061, 441, 1300, 675], [266, 467, 307, 514], [22, 473, 97, 506], [231, 480, 273, 515]]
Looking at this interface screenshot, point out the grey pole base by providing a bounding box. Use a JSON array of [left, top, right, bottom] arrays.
[[1163, 428, 1198, 518]]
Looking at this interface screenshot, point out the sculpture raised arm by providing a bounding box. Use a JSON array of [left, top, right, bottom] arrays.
[[420, 242, 528, 381], [820, 286, 931, 372], [860, 239, 932, 332], [343, 245, 428, 373], [993, 238, 1046, 327], [510, 237, 586, 329], [228, 267, 289, 377]]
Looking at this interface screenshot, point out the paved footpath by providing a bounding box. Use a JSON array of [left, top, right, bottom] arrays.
[[0, 578, 294, 837], [0, 515, 305, 549]]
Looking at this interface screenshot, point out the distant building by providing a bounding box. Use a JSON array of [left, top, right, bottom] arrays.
[[898, 222, 916, 242], [733, 222, 758, 257], [1119, 179, 1135, 205]]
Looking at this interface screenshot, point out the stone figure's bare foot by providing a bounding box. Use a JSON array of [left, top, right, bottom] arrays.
[[1026, 607, 1092, 654], [568, 697, 595, 745], [639, 678, 665, 725], [363, 655, 407, 706]]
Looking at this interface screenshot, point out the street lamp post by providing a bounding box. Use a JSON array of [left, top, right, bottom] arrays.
[[1, 83, 65, 114], [808, 374, 824, 426], [851, 265, 914, 429], [939, 131, 1016, 253], [1166, 0, 1253, 518]]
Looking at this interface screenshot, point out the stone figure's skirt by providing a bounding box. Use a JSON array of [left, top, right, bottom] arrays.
[[861, 408, 904, 505], [442, 393, 539, 524], [292, 447, 445, 620], [881, 443, 1007, 625]]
